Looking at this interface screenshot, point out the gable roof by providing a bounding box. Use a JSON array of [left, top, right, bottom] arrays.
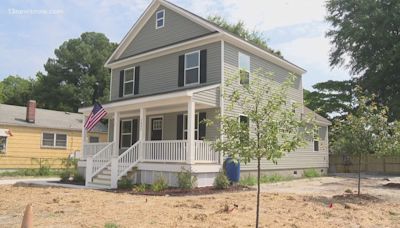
[[105, 0, 306, 75], [304, 106, 332, 126], [0, 104, 107, 133]]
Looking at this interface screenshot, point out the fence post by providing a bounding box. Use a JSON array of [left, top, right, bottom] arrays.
[[85, 156, 93, 186], [110, 156, 118, 189]]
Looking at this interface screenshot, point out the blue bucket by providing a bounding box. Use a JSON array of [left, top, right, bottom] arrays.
[[225, 157, 240, 182]]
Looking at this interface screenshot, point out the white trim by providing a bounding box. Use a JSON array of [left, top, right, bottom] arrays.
[[155, 9, 165, 29], [41, 132, 68, 149], [105, 33, 220, 69], [149, 116, 164, 140], [123, 67, 135, 96], [313, 128, 320, 152], [120, 119, 133, 149], [184, 50, 200, 86]]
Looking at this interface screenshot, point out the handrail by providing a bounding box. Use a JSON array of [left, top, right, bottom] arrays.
[[83, 142, 109, 160], [194, 140, 218, 163], [142, 140, 187, 162], [117, 141, 140, 178], [90, 142, 114, 179]]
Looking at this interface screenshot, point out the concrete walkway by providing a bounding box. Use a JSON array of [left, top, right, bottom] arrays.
[[0, 177, 102, 189], [0, 177, 60, 185]]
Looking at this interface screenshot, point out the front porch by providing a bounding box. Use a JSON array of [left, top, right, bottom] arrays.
[[79, 85, 222, 188]]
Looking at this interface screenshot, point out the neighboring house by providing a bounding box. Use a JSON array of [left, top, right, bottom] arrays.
[[78, 0, 331, 188], [0, 101, 107, 169]]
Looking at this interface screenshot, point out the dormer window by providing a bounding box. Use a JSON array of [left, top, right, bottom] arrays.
[[156, 9, 165, 29]]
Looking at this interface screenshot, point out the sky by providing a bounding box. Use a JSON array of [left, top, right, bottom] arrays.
[[0, 0, 350, 90]]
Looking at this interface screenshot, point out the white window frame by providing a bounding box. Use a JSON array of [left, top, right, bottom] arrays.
[[149, 116, 164, 140], [184, 50, 200, 86], [41, 132, 68, 149], [120, 119, 133, 149], [238, 52, 250, 85], [183, 113, 199, 140], [0, 136, 7, 154], [313, 128, 320, 152], [155, 9, 165, 29], [123, 67, 135, 96]]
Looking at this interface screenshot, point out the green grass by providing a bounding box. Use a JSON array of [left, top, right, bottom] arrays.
[[0, 168, 62, 177], [239, 174, 292, 186], [104, 223, 119, 228], [303, 169, 321, 178]]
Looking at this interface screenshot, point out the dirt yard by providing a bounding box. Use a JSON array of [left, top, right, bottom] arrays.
[[1, 176, 400, 227]]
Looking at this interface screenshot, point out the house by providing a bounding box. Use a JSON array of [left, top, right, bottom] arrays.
[[0, 101, 107, 169], [78, 0, 331, 188]]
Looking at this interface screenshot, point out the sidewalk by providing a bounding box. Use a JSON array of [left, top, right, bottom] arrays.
[[0, 177, 60, 185]]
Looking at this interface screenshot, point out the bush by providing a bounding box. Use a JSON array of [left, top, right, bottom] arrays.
[[177, 168, 197, 190], [151, 175, 168, 192], [74, 173, 85, 183], [260, 174, 285, 183], [303, 169, 320, 178], [118, 178, 133, 189], [134, 184, 148, 193], [60, 169, 74, 182], [213, 171, 230, 189], [38, 165, 51, 176], [239, 175, 257, 186]]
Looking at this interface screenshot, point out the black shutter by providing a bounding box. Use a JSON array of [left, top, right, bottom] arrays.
[[134, 66, 140, 95], [178, 55, 185, 87], [119, 70, 124, 97], [177, 114, 183, 139], [199, 112, 207, 140], [200, 49, 207, 83], [119, 120, 122, 149], [132, 119, 138, 144]]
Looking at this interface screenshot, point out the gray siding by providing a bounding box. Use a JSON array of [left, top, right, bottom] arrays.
[[193, 86, 220, 107], [146, 108, 219, 141], [223, 42, 328, 171], [111, 42, 221, 101], [119, 6, 213, 59]]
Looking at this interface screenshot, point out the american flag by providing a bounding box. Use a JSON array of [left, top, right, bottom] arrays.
[[84, 102, 107, 131]]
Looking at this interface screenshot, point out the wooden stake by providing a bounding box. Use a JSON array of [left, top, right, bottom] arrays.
[[21, 203, 33, 228]]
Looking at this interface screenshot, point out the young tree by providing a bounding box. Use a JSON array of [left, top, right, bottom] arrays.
[[212, 70, 315, 227], [0, 75, 35, 106], [331, 92, 391, 195]]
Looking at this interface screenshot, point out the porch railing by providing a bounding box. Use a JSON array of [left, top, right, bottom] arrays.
[[82, 142, 109, 160], [142, 140, 187, 162], [117, 141, 140, 178], [194, 140, 219, 163], [89, 142, 114, 179]]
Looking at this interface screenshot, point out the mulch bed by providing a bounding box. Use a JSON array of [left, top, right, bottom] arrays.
[[56, 181, 85, 186], [383, 183, 400, 189], [113, 185, 252, 196]]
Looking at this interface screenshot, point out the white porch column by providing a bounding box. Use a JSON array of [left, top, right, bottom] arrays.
[[113, 112, 120, 156], [139, 108, 146, 160], [187, 99, 195, 164], [111, 112, 120, 188]]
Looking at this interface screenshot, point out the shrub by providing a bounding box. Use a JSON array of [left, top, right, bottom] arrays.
[[134, 184, 148, 193], [303, 169, 320, 178], [38, 165, 51, 176], [260, 174, 285, 183], [74, 173, 85, 184], [151, 175, 168, 192], [118, 178, 133, 189], [177, 168, 197, 190], [60, 169, 74, 182], [213, 171, 230, 189], [239, 175, 257, 186]]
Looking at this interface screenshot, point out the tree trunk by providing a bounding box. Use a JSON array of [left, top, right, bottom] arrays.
[[358, 153, 361, 196], [256, 157, 261, 228]]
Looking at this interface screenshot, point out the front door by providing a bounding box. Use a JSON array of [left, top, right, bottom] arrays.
[[151, 118, 163, 140]]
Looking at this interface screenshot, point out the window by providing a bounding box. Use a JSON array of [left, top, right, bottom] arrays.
[[42, 133, 67, 148], [183, 113, 199, 140], [314, 129, 319, 152], [123, 68, 135, 96], [121, 120, 132, 148], [239, 52, 250, 85], [152, 119, 162, 130], [155, 9, 165, 29], [89, 136, 99, 143], [184, 51, 200, 85], [0, 136, 7, 154], [239, 115, 249, 142]]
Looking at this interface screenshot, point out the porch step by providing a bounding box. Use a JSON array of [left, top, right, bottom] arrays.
[[92, 177, 111, 185], [97, 174, 111, 180], [86, 182, 110, 189], [102, 169, 111, 175]]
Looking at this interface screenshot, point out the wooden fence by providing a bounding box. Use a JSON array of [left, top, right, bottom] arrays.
[[329, 154, 400, 174]]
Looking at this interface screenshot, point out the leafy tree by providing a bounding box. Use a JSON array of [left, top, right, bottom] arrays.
[[212, 70, 314, 227], [33, 32, 117, 112], [0, 75, 34, 106], [331, 91, 392, 195], [208, 16, 282, 57], [304, 80, 354, 120], [326, 0, 400, 120]]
